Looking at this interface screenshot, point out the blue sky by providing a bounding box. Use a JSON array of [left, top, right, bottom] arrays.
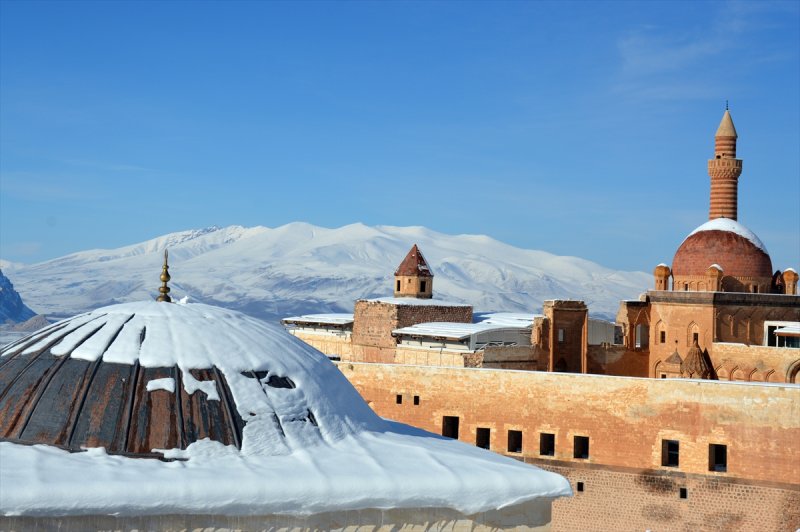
[[1, 0, 798, 273]]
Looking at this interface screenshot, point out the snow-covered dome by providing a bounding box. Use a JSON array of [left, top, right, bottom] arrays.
[[0, 300, 570, 518], [672, 218, 773, 291]]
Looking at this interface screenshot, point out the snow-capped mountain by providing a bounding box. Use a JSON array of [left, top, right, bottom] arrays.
[[3, 223, 650, 322], [0, 270, 36, 324]]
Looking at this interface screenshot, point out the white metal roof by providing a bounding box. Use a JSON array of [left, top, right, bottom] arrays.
[[393, 321, 526, 341], [473, 312, 539, 327], [282, 313, 354, 326], [774, 325, 800, 337]]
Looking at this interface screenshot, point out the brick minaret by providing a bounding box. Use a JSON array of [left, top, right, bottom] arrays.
[[707, 108, 742, 220]]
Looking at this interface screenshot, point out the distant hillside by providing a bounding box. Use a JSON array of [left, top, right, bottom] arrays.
[[0, 269, 36, 324], [3, 223, 650, 322]]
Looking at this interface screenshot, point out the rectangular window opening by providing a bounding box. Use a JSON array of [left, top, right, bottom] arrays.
[[693, 332, 699, 344], [395, 394, 402, 405], [574, 436, 589, 459], [679, 487, 688, 499], [442, 416, 460, 440], [539, 433, 555, 456], [476, 427, 490, 449], [558, 329, 565, 343], [420, 280, 426, 292], [662, 439, 679, 467], [507, 430, 523, 453], [576, 481, 584, 492], [413, 395, 420, 405], [396, 280, 401, 291], [660, 374, 667, 379], [709, 443, 727, 472], [660, 331, 666, 344]]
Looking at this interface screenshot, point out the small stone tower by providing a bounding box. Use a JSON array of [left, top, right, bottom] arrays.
[[783, 269, 799, 295], [653, 264, 671, 291], [394, 244, 433, 299], [708, 108, 742, 220]]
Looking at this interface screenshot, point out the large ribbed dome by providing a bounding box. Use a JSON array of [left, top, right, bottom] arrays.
[[672, 218, 773, 279], [0, 299, 570, 519], [0, 300, 373, 459]]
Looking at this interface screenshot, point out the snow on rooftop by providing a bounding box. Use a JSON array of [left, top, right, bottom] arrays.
[[282, 313, 354, 325], [393, 321, 524, 340], [474, 312, 539, 327], [686, 218, 768, 254], [364, 296, 471, 307], [0, 300, 570, 517], [774, 325, 800, 336]]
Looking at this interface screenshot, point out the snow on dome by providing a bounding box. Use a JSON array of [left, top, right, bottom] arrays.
[[0, 301, 570, 518], [709, 264, 723, 271], [685, 218, 768, 255]]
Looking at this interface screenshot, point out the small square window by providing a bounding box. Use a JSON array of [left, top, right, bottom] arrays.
[[396, 394, 402, 405], [413, 395, 420, 405], [660, 374, 667, 379], [576, 481, 584, 492], [539, 433, 555, 456], [442, 416, 459, 439], [507, 430, 522, 453], [709, 444, 727, 472], [574, 436, 589, 459], [476, 427, 490, 449], [679, 487, 688, 499], [662, 439, 679, 467]]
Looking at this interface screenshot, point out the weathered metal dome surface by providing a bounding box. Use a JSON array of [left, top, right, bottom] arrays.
[[0, 301, 371, 459]]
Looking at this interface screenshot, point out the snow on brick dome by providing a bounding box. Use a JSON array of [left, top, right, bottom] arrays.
[[0, 300, 570, 517], [672, 218, 773, 279]]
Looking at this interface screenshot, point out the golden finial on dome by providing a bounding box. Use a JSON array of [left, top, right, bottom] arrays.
[[156, 249, 172, 303]]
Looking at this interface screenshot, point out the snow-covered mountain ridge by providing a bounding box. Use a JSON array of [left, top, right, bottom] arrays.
[[3, 223, 650, 322]]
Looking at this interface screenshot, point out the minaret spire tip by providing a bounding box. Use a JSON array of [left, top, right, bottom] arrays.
[[157, 249, 172, 303]]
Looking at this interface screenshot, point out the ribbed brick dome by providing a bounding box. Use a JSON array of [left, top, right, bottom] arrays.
[[672, 219, 772, 279]]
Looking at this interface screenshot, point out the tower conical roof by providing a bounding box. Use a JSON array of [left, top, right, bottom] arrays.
[[394, 244, 433, 277], [715, 110, 737, 138], [681, 340, 711, 378]]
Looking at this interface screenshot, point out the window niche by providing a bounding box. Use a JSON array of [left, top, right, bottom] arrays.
[[574, 436, 589, 459]]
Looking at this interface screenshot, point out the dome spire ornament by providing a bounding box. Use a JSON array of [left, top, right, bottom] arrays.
[[156, 249, 172, 303]]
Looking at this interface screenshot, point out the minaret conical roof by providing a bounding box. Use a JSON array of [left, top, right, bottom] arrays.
[[715, 110, 737, 138]]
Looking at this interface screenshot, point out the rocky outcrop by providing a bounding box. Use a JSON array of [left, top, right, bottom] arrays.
[[0, 269, 36, 324]]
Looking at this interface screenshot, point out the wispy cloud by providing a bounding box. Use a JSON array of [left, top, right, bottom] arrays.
[[1, 242, 42, 258], [612, 1, 798, 101], [61, 159, 155, 173], [0, 172, 106, 202]]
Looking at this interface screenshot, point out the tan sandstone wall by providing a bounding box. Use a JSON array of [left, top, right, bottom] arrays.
[[337, 363, 799, 484], [288, 331, 353, 358], [336, 362, 800, 531], [587, 344, 648, 377], [350, 301, 472, 363]]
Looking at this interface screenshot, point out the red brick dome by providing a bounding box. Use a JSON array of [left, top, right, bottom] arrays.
[[672, 218, 772, 279]]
